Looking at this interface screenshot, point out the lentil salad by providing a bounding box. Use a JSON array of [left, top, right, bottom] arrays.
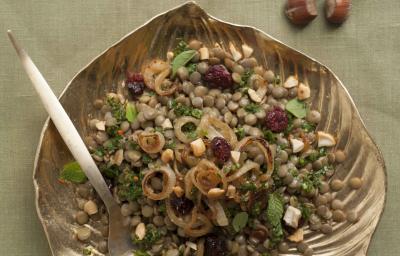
[[64, 39, 363, 256]]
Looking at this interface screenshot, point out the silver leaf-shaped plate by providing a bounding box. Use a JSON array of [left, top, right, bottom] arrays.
[[33, 2, 387, 256]]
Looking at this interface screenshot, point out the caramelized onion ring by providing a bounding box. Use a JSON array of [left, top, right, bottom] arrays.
[[226, 160, 260, 183], [138, 131, 165, 154], [184, 208, 213, 237], [234, 136, 274, 176], [207, 200, 229, 226], [174, 117, 200, 143], [142, 166, 176, 200], [191, 159, 227, 196], [142, 59, 169, 90], [198, 115, 237, 147], [155, 68, 177, 96]]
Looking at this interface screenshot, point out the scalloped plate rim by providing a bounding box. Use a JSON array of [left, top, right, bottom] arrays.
[[32, 1, 387, 255]]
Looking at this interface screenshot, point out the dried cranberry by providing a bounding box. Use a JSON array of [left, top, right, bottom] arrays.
[[204, 235, 227, 256], [211, 137, 231, 163], [169, 197, 194, 216], [265, 106, 288, 132], [203, 65, 233, 89], [126, 72, 145, 98]]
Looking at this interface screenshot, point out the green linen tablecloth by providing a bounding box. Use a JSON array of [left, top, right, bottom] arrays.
[[0, 1, 398, 255]]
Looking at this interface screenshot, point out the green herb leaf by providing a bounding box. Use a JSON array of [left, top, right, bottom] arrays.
[[234, 127, 245, 140], [59, 161, 86, 183], [82, 247, 93, 255], [187, 63, 197, 74], [132, 226, 161, 249], [239, 182, 257, 192], [267, 193, 284, 226], [286, 99, 307, 118], [125, 103, 137, 123], [244, 103, 261, 113], [172, 50, 197, 76], [232, 212, 249, 232]]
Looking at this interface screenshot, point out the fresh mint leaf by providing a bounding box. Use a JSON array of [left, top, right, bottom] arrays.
[[59, 161, 86, 183], [172, 50, 197, 76], [267, 193, 284, 243], [286, 99, 307, 118], [125, 103, 137, 123], [232, 212, 249, 232]]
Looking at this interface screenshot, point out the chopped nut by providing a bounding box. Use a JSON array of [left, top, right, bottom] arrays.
[[288, 228, 304, 242], [199, 47, 209, 60], [95, 121, 106, 131], [186, 241, 197, 250], [173, 186, 184, 197], [284, 76, 299, 88], [226, 185, 236, 199], [317, 131, 336, 147], [161, 118, 173, 129], [161, 149, 174, 163], [290, 138, 305, 153], [112, 149, 124, 166], [229, 42, 242, 61], [190, 138, 206, 157], [167, 51, 174, 62], [297, 83, 311, 100], [207, 188, 225, 199], [284, 206, 302, 228], [248, 88, 262, 103], [256, 86, 268, 99], [242, 44, 254, 58], [135, 223, 146, 240], [230, 151, 241, 164]]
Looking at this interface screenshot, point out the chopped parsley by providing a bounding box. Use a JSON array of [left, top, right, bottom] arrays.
[[100, 164, 120, 179], [239, 70, 254, 90], [181, 122, 198, 139], [164, 140, 176, 149], [301, 121, 316, 132], [142, 154, 153, 165], [244, 103, 261, 113], [300, 165, 332, 193], [132, 226, 161, 249], [117, 170, 143, 201], [262, 129, 277, 143], [106, 96, 126, 122], [171, 99, 203, 119], [173, 40, 190, 56], [187, 63, 197, 74], [234, 127, 245, 140], [239, 182, 257, 192], [300, 203, 313, 221]]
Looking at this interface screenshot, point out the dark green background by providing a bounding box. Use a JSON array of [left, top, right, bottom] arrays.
[[0, 1, 398, 255]]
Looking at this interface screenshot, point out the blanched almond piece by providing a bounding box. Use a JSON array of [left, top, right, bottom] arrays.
[[284, 206, 302, 228], [186, 241, 197, 250], [95, 121, 106, 131], [242, 44, 254, 58], [161, 149, 174, 163], [297, 83, 311, 100], [113, 149, 124, 166], [199, 47, 209, 60], [226, 185, 236, 199], [229, 42, 242, 62], [290, 138, 305, 153], [161, 118, 173, 129], [317, 131, 336, 147], [230, 151, 241, 164], [207, 188, 225, 199], [135, 223, 146, 240], [173, 186, 184, 197], [248, 88, 262, 103], [190, 138, 206, 157], [284, 76, 299, 88], [256, 86, 268, 99], [288, 228, 304, 242]]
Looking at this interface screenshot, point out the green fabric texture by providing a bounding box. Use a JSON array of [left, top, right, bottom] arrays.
[[0, 0, 398, 255]]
